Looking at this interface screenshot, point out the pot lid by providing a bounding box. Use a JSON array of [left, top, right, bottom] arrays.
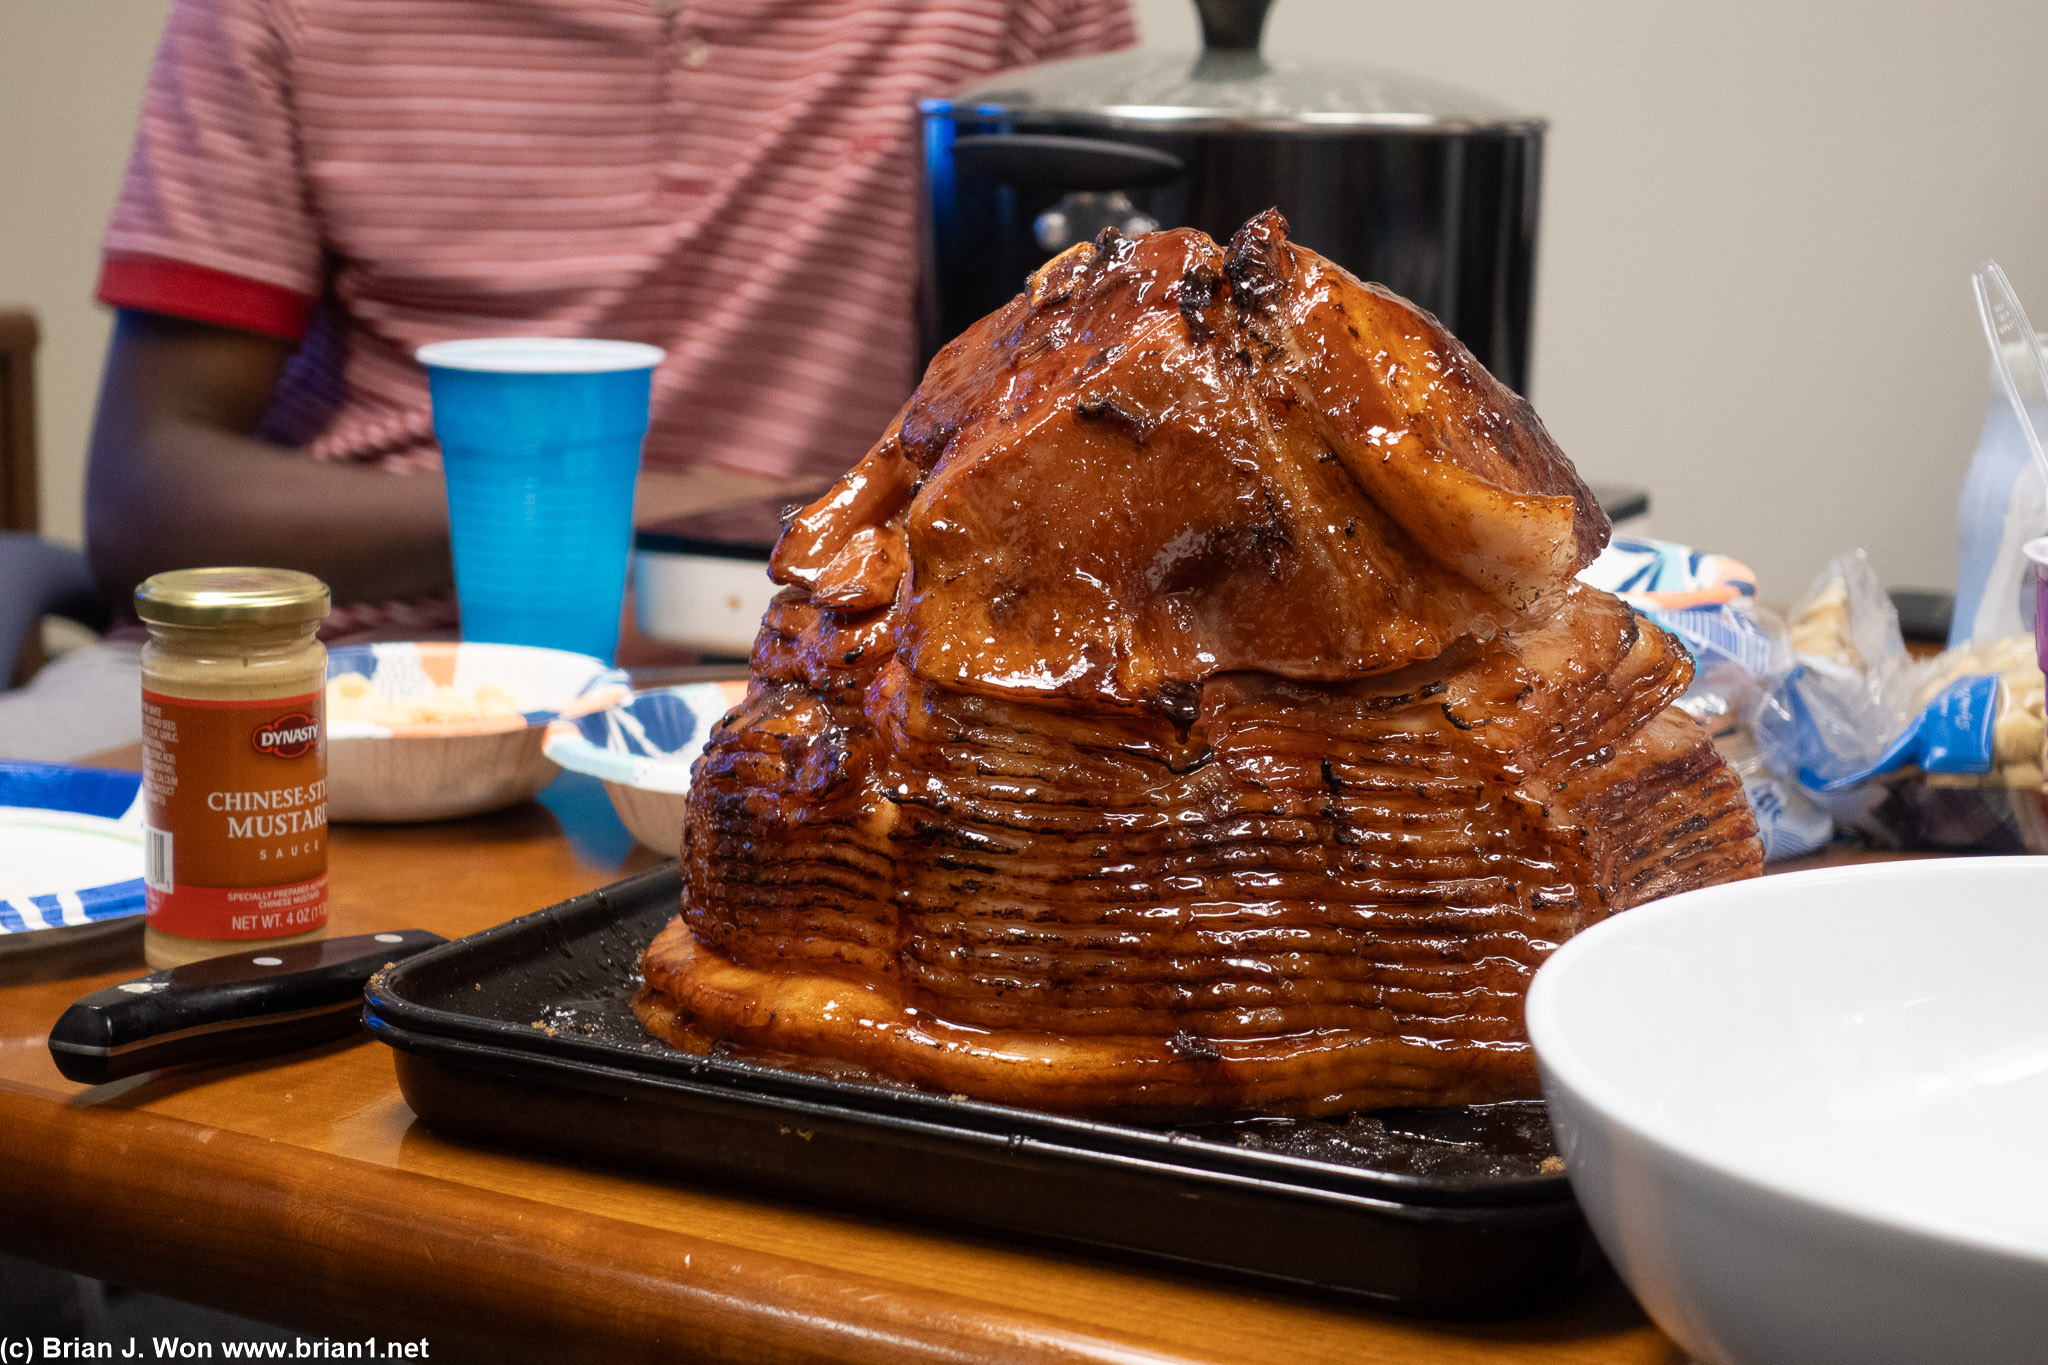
[[925, 0, 1541, 134]]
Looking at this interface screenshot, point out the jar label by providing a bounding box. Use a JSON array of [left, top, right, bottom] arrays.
[[141, 689, 328, 940]]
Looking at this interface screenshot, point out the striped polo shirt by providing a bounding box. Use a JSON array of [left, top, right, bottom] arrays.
[[99, 0, 1137, 488]]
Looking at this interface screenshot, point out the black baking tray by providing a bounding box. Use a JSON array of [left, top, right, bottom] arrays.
[[364, 864, 1596, 1319]]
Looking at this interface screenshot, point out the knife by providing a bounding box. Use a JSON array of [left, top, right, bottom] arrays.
[[48, 929, 447, 1085]]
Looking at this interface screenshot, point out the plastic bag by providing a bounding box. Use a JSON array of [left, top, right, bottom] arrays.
[[1750, 551, 2045, 851], [1579, 538, 1832, 860], [1951, 344, 2048, 646], [1752, 551, 1925, 791]]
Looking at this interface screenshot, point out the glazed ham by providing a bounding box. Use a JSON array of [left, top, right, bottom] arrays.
[[635, 211, 1762, 1118]]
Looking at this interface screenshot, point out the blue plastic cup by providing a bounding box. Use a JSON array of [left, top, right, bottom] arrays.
[[417, 338, 665, 664]]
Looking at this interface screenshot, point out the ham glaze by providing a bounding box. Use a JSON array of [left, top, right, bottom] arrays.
[[634, 212, 1763, 1119]]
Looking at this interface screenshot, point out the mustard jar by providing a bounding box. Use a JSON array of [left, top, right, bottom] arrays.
[[134, 568, 332, 968]]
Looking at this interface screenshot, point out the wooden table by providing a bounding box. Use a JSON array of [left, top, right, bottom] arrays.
[[0, 751, 1715, 1365]]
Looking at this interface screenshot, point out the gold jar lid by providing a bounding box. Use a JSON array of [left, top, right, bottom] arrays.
[[134, 567, 332, 627]]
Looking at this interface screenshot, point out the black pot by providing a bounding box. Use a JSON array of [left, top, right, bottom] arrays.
[[919, 0, 1546, 391]]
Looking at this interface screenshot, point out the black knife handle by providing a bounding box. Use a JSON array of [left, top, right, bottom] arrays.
[[49, 929, 447, 1085]]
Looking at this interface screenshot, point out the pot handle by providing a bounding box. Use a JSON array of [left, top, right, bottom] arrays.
[[949, 134, 1185, 191], [1193, 0, 1275, 53]]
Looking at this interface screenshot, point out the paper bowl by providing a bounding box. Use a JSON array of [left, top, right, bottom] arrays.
[[1527, 858, 2048, 1365], [542, 682, 745, 854], [326, 642, 626, 823]]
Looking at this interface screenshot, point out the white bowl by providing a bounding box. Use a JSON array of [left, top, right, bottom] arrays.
[[326, 642, 625, 822], [633, 542, 778, 657], [631, 494, 808, 658], [542, 682, 745, 854], [1527, 857, 2048, 1365]]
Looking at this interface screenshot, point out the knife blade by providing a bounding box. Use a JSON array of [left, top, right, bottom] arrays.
[[48, 929, 447, 1084]]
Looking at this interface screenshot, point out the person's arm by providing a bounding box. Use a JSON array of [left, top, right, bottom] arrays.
[[85, 309, 453, 608]]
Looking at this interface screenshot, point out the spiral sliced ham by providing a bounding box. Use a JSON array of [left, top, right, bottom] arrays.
[[635, 211, 1762, 1118]]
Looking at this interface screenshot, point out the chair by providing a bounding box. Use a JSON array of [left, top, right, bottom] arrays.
[[1, 309, 37, 532], [1, 309, 109, 687]]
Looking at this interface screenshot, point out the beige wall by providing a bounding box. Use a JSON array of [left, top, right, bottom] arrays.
[[0, 0, 172, 548], [6, 0, 2046, 603], [1136, 0, 2048, 599]]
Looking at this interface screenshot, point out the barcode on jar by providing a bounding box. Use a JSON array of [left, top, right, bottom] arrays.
[[144, 825, 174, 893]]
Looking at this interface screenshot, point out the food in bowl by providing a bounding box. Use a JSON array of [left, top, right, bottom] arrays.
[[326, 641, 622, 822], [327, 672, 524, 729], [634, 212, 1764, 1118]]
